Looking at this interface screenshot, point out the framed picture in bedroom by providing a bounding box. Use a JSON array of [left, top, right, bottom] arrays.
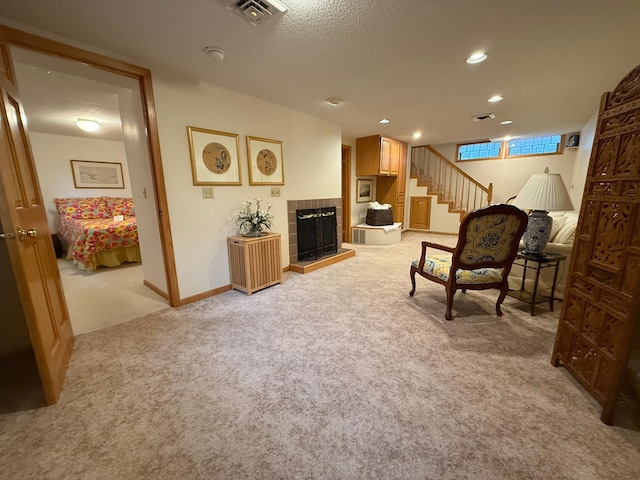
[[70, 160, 125, 189], [246, 136, 284, 185], [356, 179, 373, 202], [187, 126, 242, 185]]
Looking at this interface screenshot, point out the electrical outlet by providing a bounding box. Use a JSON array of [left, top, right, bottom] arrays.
[[271, 187, 281, 197], [202, 186, 214, 199]]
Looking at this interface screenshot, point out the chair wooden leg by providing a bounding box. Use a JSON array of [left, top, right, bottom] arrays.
[[409, 267, 417, 296], [496, 284, 508, 316], [445, 285, 455, 320]]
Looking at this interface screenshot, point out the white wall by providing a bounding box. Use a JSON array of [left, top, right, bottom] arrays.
[[153, 76, 342, 299], [569, 111, 598, 209], [118, 87, 167, 293], [29, 132, 131, 233]]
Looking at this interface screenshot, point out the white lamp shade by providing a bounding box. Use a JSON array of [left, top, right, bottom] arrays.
[[513, 172, 574, 212]]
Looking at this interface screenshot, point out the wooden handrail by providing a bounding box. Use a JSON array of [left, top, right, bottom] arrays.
[[411, 145, 493, 216], [425, 146, 491, 200]]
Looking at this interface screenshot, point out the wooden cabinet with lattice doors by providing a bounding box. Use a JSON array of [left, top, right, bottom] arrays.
[[227, 233, 283, 295], [551, 63, 640, 424]]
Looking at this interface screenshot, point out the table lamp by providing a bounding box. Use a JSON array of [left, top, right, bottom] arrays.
[[512, 167, 574, 255]]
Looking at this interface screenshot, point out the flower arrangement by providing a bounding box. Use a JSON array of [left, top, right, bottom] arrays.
[[234, 198, 274, 236]]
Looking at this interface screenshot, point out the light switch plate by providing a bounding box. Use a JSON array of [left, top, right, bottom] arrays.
[[202, 186, 214, 199], [271, 187, 281, 197]]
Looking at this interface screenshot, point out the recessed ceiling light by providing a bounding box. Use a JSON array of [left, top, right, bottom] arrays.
[[500, 120, 513, 125], [326, 96, 342, 107], [379, 118, 390, 124], [412, 132, 422, 139], [488, 95, 503, 103], [466, 52, 487, 64], [76, 119, 100, 132]]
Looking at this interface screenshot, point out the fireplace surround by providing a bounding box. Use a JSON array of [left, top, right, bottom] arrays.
[[287, 198, 342, 265]]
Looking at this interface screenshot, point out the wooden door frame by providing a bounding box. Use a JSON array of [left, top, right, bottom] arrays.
[[0, 26, 179, 306], [341, 144, 352, 243]]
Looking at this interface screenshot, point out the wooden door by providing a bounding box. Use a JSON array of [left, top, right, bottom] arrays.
[[551, 64, 640, 424], [389, 139, 399, 176], [341, 145, 351, 243], [396, 143, 407, 225], [380, 137, 392, 175], [0, 39, 74, 404], [397, 143, 407, 196], [410, 196, 431, 230]]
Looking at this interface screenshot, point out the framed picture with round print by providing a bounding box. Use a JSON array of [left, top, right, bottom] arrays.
[[246, 136, 284, 186], [187, 126, 242, 185]]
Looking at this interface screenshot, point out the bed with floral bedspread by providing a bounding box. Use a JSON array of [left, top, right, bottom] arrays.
[[54, 197, 141, 271]]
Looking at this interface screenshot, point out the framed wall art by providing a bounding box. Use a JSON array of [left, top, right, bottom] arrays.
[[187, 126, 242, 185], [70, 160, 125, 189], [356, 179, 373, 202], [246, 136, 284, 186]]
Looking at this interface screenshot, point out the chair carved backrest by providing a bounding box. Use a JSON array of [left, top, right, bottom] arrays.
[[455, 207, 528, 272]]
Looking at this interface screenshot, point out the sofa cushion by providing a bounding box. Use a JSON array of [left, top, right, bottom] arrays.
[[553, 212, 579, 244], [549, 212, 567, 242]]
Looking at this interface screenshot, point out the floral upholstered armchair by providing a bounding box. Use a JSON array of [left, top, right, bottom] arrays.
[[410, 204, 528, 320]]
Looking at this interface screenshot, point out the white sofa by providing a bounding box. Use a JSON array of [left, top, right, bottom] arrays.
[[508, 211, 579, 299]]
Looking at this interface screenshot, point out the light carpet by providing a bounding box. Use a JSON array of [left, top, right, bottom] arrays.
[[1, 232, 638, 480], [57, 259, 169, 335]]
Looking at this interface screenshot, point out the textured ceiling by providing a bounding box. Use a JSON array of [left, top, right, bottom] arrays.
[[1, 0, 640, 145]]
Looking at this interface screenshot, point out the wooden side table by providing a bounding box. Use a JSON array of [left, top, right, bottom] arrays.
[[227, 233, 283, 295], [507, 250, 567, 315]]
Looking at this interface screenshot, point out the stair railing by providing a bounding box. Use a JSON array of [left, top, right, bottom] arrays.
[[411, 145, 492, 215]]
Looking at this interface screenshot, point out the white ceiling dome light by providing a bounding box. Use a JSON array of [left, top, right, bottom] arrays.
[[466, 51, 488, 64], [204, 46, 225, 62], [76, 119, 100, 132]]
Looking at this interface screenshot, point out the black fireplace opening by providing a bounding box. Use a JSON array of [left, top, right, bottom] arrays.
[[296, 207, 338, 261]]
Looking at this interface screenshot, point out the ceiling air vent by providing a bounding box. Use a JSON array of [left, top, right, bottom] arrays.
[[229, 0, 288, 26], [471, 113, 496, 122]]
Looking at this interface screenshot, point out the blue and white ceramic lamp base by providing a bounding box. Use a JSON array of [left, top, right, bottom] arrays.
[[522, 210, 552, 255]]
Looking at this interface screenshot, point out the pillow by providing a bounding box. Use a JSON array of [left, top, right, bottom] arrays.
[[553, 212, 579, 244], [548, 213, 567, 242], [105, 197, 135, 216], [54, 197, 110, 219]]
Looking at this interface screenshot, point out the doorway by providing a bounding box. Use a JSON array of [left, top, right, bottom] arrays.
[[10, 46, 170, 334], [341, 145, 351, 243]]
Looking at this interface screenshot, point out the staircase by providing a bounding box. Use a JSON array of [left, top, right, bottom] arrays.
[[411, 145, 492, 220]]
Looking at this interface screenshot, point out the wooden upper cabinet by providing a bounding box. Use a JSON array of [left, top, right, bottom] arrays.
[[356, 135, 406, 176], [397, 143, 407, 195], [380, 137, 392, 174]]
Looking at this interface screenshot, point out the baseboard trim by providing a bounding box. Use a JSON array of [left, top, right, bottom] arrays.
[[177, 284, 232, 306], [143, 280, 169, 300]]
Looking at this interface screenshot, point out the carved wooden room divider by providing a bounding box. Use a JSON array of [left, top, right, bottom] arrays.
[[551, 64, 640, 424]]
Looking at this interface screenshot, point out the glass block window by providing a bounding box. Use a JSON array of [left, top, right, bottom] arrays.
[[506, 135, 563, 157], [456, 141, 502, 161]]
